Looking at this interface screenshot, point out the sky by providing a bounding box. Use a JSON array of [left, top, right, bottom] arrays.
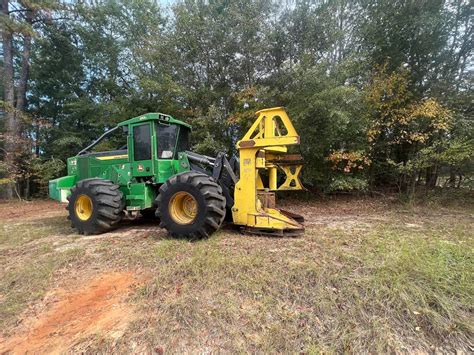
[[159, 0, 176, 5]]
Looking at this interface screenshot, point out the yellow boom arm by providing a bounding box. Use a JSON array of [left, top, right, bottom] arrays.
[[232, 107, 305, 236]]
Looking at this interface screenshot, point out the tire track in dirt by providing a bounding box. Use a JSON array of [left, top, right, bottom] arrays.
[[0, 271, 145, 354]]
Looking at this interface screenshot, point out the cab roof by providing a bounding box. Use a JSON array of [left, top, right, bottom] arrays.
[[117, 112, 192, 129]]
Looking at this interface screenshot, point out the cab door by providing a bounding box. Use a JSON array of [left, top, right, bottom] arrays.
[[130, 122, 154, 177]]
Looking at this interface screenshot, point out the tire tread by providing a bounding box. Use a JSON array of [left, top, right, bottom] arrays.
[[67, 178, 124, 235], [156, 171, 226, 238]]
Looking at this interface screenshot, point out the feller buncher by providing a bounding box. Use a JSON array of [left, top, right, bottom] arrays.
[[49, 107, 305, 237]]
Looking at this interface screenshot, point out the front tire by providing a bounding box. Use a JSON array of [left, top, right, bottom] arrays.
[[67, 178, 124, 235], [156, 172, 226, 238]]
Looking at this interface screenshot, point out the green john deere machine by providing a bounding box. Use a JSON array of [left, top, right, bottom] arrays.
[[49, 108, 306, 237]]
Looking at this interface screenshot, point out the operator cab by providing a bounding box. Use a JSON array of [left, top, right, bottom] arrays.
[[126, 116, 190, 179], [75, 112, 191, 182]]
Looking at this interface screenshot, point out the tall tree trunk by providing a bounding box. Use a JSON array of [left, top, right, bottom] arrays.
[[15, 4, 34, 200], [1, 0, 16, 199], [426, 165, 438, 189], [448, 168, 456, 188], [409, 172, 417, 201], [24, 175, 30, 199], [16, 5, 34, 114], [34, 116, 40, 156]]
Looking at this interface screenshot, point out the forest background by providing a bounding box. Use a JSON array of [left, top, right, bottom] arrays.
[[0, 0, 472, 199]]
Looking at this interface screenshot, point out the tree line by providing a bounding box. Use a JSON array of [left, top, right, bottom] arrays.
[[0, 0, 472, 198]]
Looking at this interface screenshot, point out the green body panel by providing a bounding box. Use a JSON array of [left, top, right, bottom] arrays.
[[48, 175, 76, 202], [125, 183, 155, 210], [48, 112, 192, 210]]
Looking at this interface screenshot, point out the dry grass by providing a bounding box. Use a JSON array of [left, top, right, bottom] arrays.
[[0, 197, 472, 352]]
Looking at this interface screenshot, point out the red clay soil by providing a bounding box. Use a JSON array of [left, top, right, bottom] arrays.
[[0, 271, 144, 354]]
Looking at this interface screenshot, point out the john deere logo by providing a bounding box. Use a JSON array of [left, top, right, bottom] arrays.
[[137, 164, 144, 172]]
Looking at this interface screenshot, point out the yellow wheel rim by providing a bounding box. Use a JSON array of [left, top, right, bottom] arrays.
[[169, 191, 198, 224], [75, 194, 93, 221]]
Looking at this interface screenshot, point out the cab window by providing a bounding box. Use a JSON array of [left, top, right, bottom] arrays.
[[157, 123, 178, 159], [176, 127, 190, 154], [133, 124, 151, 161]]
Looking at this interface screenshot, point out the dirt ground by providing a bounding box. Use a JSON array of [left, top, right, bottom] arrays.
[[0, 272, 145, 354], [0, 200, 64, 222], [0, 196, 472, 353], [0, 200, 151, 354]]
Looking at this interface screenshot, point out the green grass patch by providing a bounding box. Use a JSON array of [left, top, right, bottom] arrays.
[[0, 200, 472, 352], [121, 215, 473, 352], [0, 215, 85, 332], [0, 247, 85, 332], [0, 216, 73, 248]]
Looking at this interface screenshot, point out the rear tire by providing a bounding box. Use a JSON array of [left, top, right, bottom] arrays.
[[156, 172, 226, 238], [67, 178, 125, 235]]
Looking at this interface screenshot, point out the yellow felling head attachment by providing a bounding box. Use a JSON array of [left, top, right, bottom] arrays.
[[232, 107, 305, 236]]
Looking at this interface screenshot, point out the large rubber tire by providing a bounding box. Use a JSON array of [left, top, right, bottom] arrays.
[[67, 178, 125, 235], [156, 172, 226, 238]]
